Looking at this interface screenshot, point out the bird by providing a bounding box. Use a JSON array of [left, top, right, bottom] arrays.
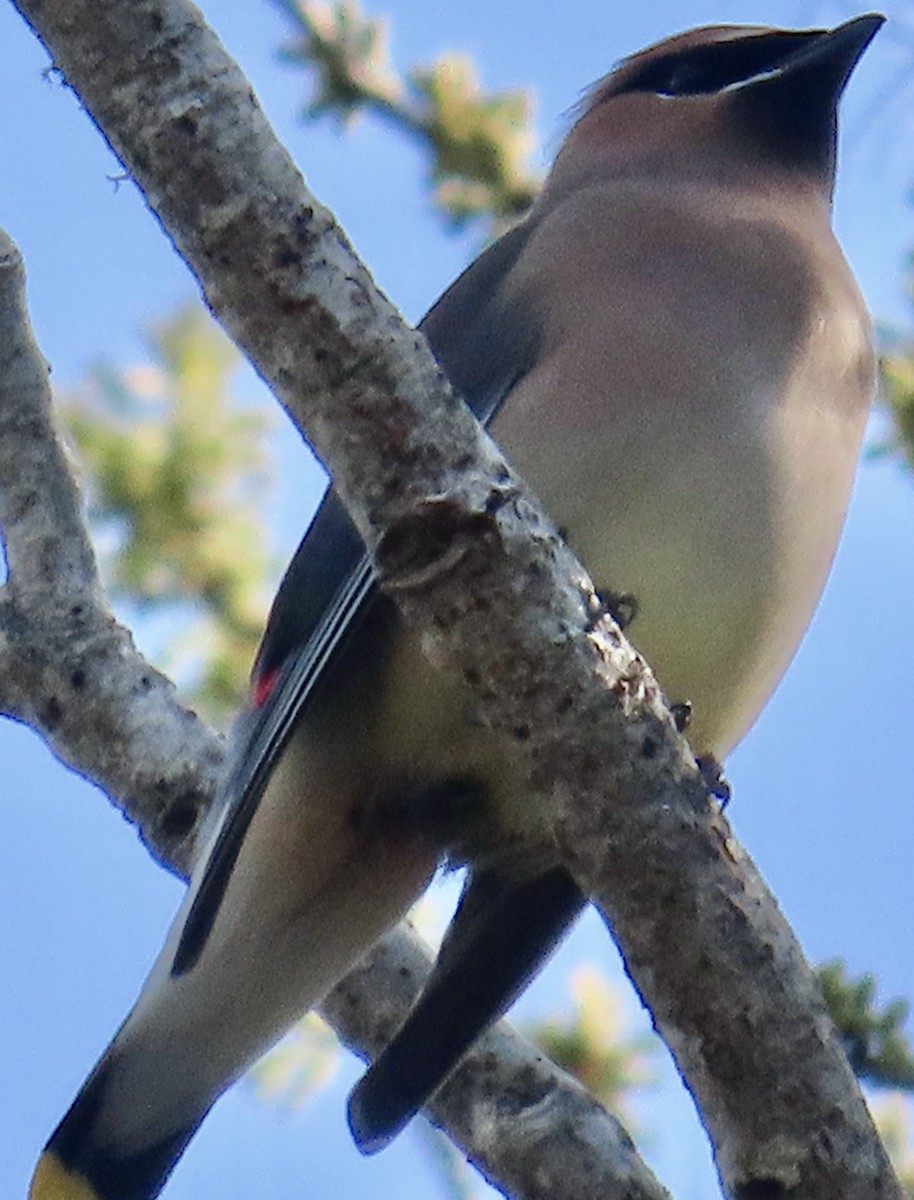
[[31, 13, 882, 1199]]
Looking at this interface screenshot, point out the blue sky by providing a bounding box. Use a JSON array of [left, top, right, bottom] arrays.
[[2, 2, 914, 1198]]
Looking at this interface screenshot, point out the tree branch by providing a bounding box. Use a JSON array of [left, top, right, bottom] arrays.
[[6, 2, 903, 1197], [0, 228, 220, 876]]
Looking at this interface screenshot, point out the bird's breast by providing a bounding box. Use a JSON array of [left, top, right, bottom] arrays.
[[489, 183, 874, 756]]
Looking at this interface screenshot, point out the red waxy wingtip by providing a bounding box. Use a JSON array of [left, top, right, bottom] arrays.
[[251, 664, 280, 709]]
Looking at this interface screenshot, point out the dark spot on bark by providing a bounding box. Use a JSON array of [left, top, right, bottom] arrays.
[[555, 694, 573, 716], [641, 736, 658, 759], [513, 725, 530, 741], [159, 796, 199, 841], [273, 247, 299, 269], [150, 11, 164, 32], [175, 113, 197, 137], [736, 1181, 787, 1200], [499, 1062, 554, 1111], [293, 209, 314, 239], [70, 668, 86, 691], [42, 696, 63, 731], [378, 500, 492, 585], [139, 674, 152, 691], [484, 488, 506, 514], [70, 604, 84, 617]]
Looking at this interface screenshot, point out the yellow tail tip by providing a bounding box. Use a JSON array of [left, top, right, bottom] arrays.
[[30, 1152, 103, 1200]]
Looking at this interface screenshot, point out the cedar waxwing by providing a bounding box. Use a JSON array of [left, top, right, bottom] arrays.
[[31, 13, 882, 1199]]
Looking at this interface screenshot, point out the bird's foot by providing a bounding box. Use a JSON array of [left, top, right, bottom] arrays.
[[696, 754, 731, 808], [669, 700, 692, 733], [587, 587, 639, 631]]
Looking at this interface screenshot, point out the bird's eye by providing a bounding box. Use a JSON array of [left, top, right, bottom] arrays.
[[654, 61, 705, 96], [630, 54, 711, 96]]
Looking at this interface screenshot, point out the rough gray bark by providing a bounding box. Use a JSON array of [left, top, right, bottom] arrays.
[[0, 228, 220, 875], [4, 2, 903, 1198]]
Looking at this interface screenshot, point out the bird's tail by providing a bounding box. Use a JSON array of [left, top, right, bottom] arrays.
[[347, 865, 585, 1152], [29, 1053, 206, 1200]]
